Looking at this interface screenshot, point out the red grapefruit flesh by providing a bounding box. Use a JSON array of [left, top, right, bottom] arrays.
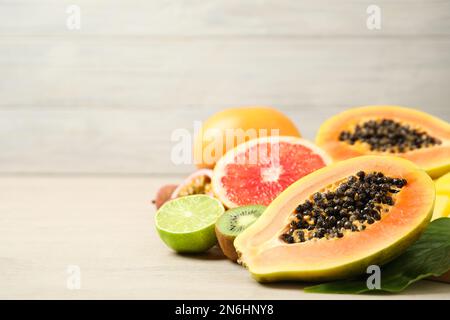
[[212, 136, 331, 208]]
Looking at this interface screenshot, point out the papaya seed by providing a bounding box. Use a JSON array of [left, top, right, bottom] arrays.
[[339, 118, 441, 153], [282, 171, 407, 243]]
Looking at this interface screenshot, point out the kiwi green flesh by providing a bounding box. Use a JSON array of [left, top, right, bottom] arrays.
[[215, 205, 266, 262], [216, 205, 266, 236]]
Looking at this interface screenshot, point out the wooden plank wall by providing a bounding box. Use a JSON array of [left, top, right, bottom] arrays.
[[1, 0, 449, 174]]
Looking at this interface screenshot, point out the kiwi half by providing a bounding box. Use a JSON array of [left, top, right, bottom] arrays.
[[215, 205, 266, 262]]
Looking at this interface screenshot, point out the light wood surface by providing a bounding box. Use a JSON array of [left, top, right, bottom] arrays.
[[0, 175, 448, 299]]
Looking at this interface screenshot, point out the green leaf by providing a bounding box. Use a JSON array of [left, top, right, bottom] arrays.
[[304, 218, 450, 294]]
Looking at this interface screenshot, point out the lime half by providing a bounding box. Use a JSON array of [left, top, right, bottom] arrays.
[[155, 194, 225, 253]]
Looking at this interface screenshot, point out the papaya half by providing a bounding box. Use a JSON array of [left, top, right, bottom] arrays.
[[234, 156, 435, 282], [316, 106, 450, 179]]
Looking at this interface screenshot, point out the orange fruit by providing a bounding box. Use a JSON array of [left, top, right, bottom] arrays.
[[194, 106, 301, 169]]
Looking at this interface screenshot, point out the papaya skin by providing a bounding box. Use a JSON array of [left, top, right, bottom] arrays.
[[432, 172, 450, 220], [435, 172, 450, 196], [315, 105, 450, 179], [235, 156, 435, 282], [427, 165, 450, 180], [432, 195, 450, 220], [248, 224, 428, 283]]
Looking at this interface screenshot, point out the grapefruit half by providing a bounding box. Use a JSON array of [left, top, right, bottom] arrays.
[[212, 136, 331, 208]]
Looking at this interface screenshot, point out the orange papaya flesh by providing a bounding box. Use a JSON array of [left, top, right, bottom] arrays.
[[234, 156, 435, 282], [316, 106, 450, 179]]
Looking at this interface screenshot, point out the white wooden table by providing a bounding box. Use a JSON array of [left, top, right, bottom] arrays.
[[0, 176, 448, 299], [0, 1, 449, 299]]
